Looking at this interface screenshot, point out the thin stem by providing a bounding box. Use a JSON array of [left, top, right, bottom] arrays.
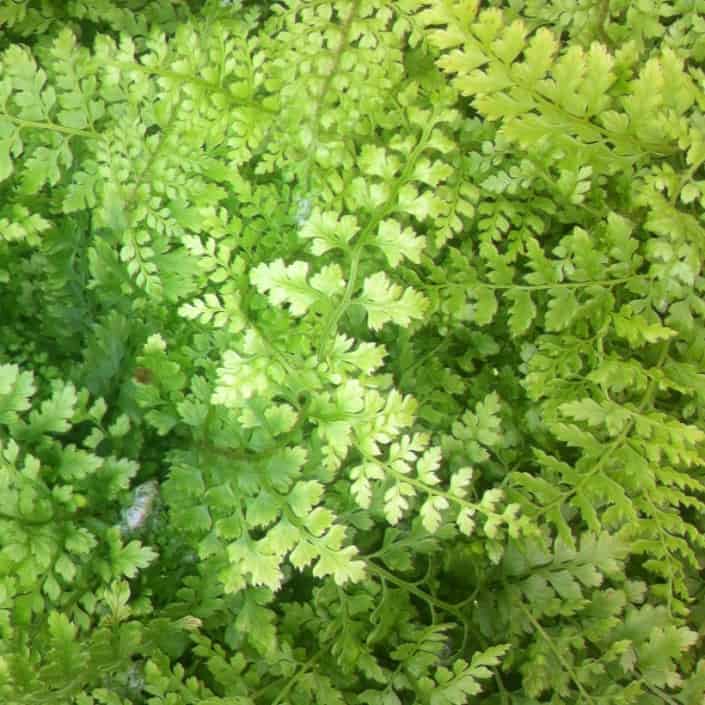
[[103, 60, 276, 115], [317, 120, 435, 359], [595, 0, 612, 44], [494, 668, 510, 705], [0, 510, 53, 526], [384, 457, 477, 512], [433, 274, 645, 292], [673, 154, 705, 205], [520, 603, 597, 705], [366, 561, 469, 624], [399, 340, 448, 385], [642, 680, 681, 705], [520, 69, 674, 157], [640, 494, 675, 615], [303, 0, 362, 193], [473, 18, 674, 157], [269, 651, 322, 705], [0, 114, 97, 139], [311, 1, 361, 131], [535, 341, 671, 519]]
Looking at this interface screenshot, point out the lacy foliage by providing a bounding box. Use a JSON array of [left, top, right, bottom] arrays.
[[0, 0, 703, 703]]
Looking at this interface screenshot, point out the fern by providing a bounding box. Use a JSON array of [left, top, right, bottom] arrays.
[[0, 1, 703, 704]]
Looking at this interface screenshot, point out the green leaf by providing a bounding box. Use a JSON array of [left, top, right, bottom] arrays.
[[43, 574, 61, 602], [375, 219, 426, 267], [427, 644, 510, 705], [65, 528, 97, 556], [227, 535, 283, 592], [108, 414, 130, 438], [0, 137, 16, 183], [471, 287, 498, 326], [111, 536, 158, 579], [0, 364, 35, 424], [299, 209, 359, 255], [264, 403, 298, 435], [493, 19, 527, 64], [638, 625, 698, 689], [359, 272, 428, 330], [100, 580, 132, 623], [288, 480, 324, 518], [384, 482, 416, 524], [313, 534, 365, 586], [417, 447, 442, 486], [48, 611, 78, 643], [310, 263, 346, 298], [506, 289, 536, 335], [398, 183, 437, 221], [55, 553, 77, 583], [235, 592, 277, 656], [457, 508, 476, 535], [333, 336, 386, 374], [27, 381, 77, 435], [57, 446, 102, 481], [290, 540, 319, 570], [420, 495, 449, 533], [613, 311, 677, 346], [250, 259, 319, 316], [359, 144, 400, 179], [265, 446, 308, 493], [560, 398, 608, 427], [545, 288, 579, 331], [450, 467, 473, 498]]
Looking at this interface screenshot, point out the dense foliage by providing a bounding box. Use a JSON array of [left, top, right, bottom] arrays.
[[0, 0, 704, 703]]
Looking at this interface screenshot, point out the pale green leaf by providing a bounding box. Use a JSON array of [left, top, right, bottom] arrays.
[[360, 272, 428, 330], [375, 219, 426, 267]]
